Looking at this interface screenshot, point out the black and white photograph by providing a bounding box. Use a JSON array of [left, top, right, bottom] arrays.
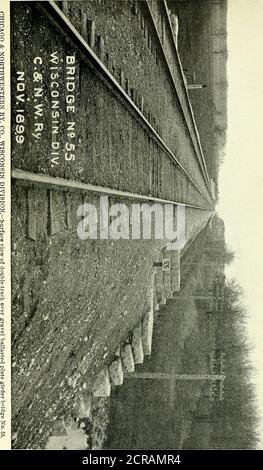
[[0, 0, 263, 458]]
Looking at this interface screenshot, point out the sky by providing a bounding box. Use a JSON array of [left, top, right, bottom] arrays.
[[217, 0, 263, 446]]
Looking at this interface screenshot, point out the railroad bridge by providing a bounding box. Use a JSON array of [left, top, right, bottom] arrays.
[[11, 0, 217, 449]]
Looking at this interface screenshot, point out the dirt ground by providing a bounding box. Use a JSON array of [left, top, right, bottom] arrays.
[[11, 179, 211, 449], [12, 183, 163, 448]]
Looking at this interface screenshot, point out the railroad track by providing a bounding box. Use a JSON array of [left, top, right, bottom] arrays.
[[10, 0, 216, 449], [12, 0, 215, 211]]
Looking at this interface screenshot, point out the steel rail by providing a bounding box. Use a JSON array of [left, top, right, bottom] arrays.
[[162, 0, 213, 191], [12, 168, 210, 211], [143, 0, 213, 197]]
